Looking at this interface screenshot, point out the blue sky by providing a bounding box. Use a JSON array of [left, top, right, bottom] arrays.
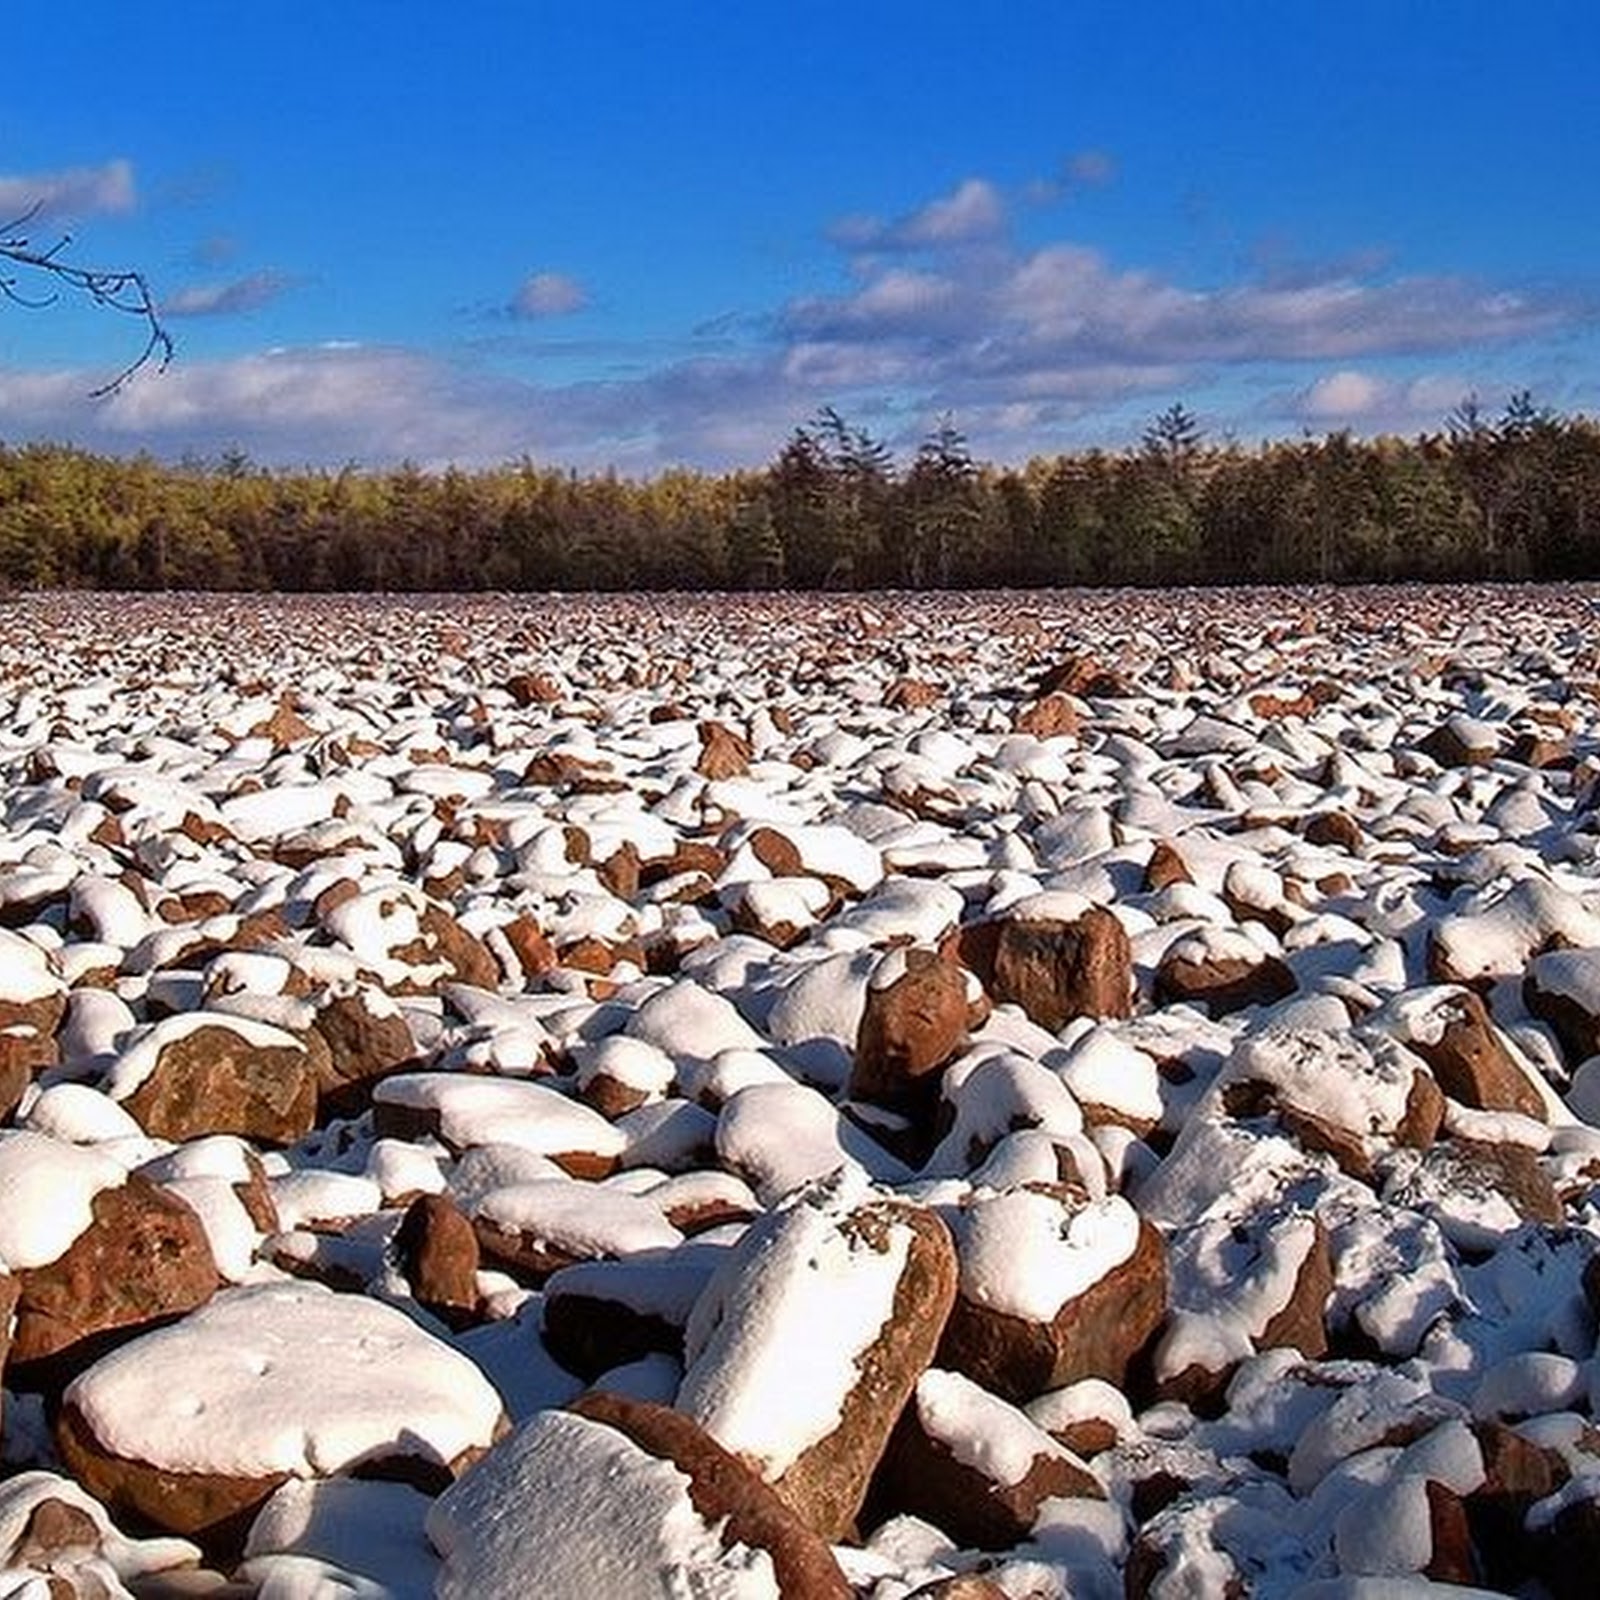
[[3, 1, 1598, 473]]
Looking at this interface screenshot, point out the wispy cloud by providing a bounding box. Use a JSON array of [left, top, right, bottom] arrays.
[[0, 159, 136, 225], [828, 177, 1005, 251], [1026, 149, 1119, 205], [510, 271, 588, 318], [163, 269, 298, 318]]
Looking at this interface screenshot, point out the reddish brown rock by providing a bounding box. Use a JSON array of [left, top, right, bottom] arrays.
[[0, 987, 65, 1041], [1153, 947, 1298, 1017], [641, 838, 729, 889], [0, 1027, 54, 1120], [1221, 1063, 1442, 1182], [1142, 840, 1193, 892], [0, 1270, 18, 1412], [1257, 1219, 1334, 1358], [850, 949, 970, 1121], [1469, 1421, 1567, 1590], [56, 1400, 285, 1562], [1423, 1480, 1478, 1584], [577, 1071, 652, 1120], [393, 1193, 480, 1328], [1524, 953, 1600, 1067], [1418, 719, 1499, 768], [501, 912, 558, 980], [1013, 693, 1081, 739], [120, 1025, 318, 1147], [523, 749, 624, 791], [696, 720, 752, 780], [310, 989, 417, 1119], [728, 881, 827, 950], [249, 694, 314, 749], [399, 904, 499, 991], [61, 1391, 490, 1570], [1507, 729, 1571, 769], [1034, 654, 1131, 699], [569, 1393, 853, 1599], [745, 826, 805, 878], [680, 1186, 958, 1541], [939, 1200, 1167, 1404], [885, 677, 940, 711], [1423, 1139, 1563, 1227], [12, 1177, 220, 1385], [1248, 690, 1317, 720], [159, 889, 237, 924], [1403, 988, 1547, 1120], [595, 841, 642, 901], [871, 1368, 1102, 1550], [556, 935, 624, 976], [233, 1151, 280, 1235], [505, 670, 562, 707], [987, 907, 1132, 1032], [1302, 810, 1365, 853], [1398, 1068, 1448, 1150]]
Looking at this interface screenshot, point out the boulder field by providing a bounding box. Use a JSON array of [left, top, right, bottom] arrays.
[[0, 585, 1597, 1595]]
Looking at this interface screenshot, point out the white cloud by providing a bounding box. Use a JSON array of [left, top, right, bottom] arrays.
[[827, 177, 1004, 251], [163, 270, 297, 318], [1284, 370, 1478, 434], [1295, 369, 1389, 418], [510, 272, 588, 318], [0, 160, 136, 225]]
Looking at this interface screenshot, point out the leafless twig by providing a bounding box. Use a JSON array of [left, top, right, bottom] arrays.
[[1, 201, 173, 395]]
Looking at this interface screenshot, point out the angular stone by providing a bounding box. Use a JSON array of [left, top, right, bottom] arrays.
[[120, 1025, 317, 1147], [1013, 693, 1080, 739], [1404, 988, 1546, 1120], [576, 1393, 852, 1597], [1468, 1421, 1566, 1590], [12, 1176, 220, 1387], [885, 677, 939, 711], [429, 1396, 851, 1600], [989, 908, 1132, 1032], [938, 1193, 1167, 1404], [696, 720, 752, 780], [1142, 840, 1193, 892], [505, 670, 562, 707], [678, 1177, 958, 1541], [1419, 719, 1499, 768], [1154, 948, 1298, 1017], [872, 1368, 1102, 1550], [1525, 950, 1600, 1067], [850, 948, 970, 1123], [393, 1193, 480, 1328], [310, 989, 417, 1120], [0, 1027, 54, 1120], [1302, 810, 1364, 853]]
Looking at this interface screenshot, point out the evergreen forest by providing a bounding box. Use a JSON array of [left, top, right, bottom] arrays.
[[2, 394, 1598, 592]]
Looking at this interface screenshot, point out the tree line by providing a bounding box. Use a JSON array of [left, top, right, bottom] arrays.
[[1, 393, 1598, 591]]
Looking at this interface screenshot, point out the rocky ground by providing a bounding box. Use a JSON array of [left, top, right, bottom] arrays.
[[0, 585, 1598, 1598]]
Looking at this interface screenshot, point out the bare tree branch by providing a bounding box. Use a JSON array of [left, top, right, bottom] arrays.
[[0, 202, 173, 395]]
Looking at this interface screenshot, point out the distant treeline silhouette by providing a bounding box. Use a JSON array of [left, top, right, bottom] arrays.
[[2, 394, 1598, 591]]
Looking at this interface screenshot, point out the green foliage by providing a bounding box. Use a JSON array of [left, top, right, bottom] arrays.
[[1, 398, 1599, 591]]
